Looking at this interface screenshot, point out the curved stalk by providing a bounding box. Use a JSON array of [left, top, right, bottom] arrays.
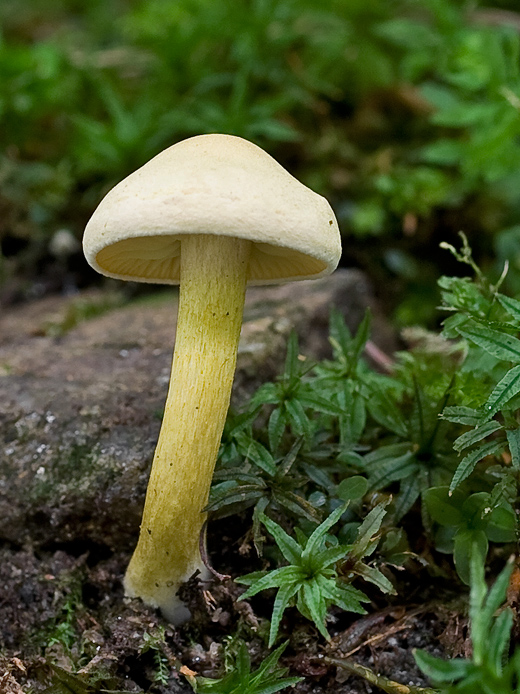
[[124, 234, 251, 622]]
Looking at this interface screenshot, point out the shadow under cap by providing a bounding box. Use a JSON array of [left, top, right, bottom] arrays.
[[95, 234, 329, 285]]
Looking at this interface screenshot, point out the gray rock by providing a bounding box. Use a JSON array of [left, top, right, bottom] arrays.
[[0, 269, 393, 551]]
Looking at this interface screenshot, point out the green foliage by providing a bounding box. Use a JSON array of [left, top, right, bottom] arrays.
[[424, 487, 515, 584], [138, 625, 171, 686], [437, 234, 520, 497], [41, 291, 126, 336], [415, 550, 519, 694], [211, 232, 520, 602], [5, 0, 520, 314], [250, 332, 343, 448], [42, 664, 133, 694], [208, 437, 322, 554], [37, 571, 85, 653], [358, 380, 456, 522], [212, 320, 379, 552], [185, 641, 302, 694], [237, 503, 393, 647]]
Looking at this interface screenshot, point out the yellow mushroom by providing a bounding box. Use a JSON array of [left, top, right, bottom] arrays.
[[83, 134, 341, 622]]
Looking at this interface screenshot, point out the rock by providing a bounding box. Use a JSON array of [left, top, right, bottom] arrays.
[[0, 269, 394, 552]]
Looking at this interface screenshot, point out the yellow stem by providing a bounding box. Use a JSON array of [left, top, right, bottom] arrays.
[[124, 234, 251, 621]]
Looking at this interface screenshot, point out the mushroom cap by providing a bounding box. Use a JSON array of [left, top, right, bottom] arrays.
[[83, 134, 341, 286]]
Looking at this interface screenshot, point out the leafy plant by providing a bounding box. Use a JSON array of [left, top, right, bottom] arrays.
[[139, 625, 171, 686], [237, 502, 394, 646], [211, 321, 376, 552], [42, 663, 133, 694], [208, 437, 321, 554], [424, 486, 515, 584], [434, 235, 520, 499], [249, 332, 343, 450], [359, 375, 457, 522], [38, 570, 85, 653], [184, 641, 302, 694], [6, 0, 520, 321], [415, 549, 519, 693], [313, 309, 377, 464]]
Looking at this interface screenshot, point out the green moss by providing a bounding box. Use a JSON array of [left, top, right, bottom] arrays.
[[41, 292, 127, 337]]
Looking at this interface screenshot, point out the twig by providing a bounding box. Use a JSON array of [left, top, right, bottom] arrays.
[[324, 657, 438, 694], [341, 607, 425, 659], [364, 339, 394, 373], [199, 520, 231, 581]]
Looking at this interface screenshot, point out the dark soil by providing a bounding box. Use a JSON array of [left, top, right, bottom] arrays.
[[0, 515, 468, 693], [0, 524, 465, 694]]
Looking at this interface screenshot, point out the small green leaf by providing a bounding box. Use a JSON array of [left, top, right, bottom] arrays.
[[339, 387, 367, 444], [298, 392, 344, 416], [268, 407, 286, 454], [393, 473, 422, 522], [251, 382, 280, 407], [506, 428, 520, 469], [486, 505, 516, 543], [362, 443, 417, 491], [285, 398, 311, 438], [329, 307, 353, 361], [413, 649, 473, 682], [471, 553, 514, 666], [350, 310, 372, 363], [442, 405, 482, 426], [268, 580, 301, 647], [424, 486, 465, 527], [313, 544, 350, 569], [261, 515, 303, 566], [367, 393, 409, 438], [205, 488, 265, 517], [458, 320, 520, 363], [236, 434, 277, 476], [302, 504, 347, 560], [302, 580, 329, 640], [450, 440, 506, 492], [238, 566, 303, 597], [271, 490, 321, 524], [481, 559, 515, 630], [353, 563, 395, 594], [453, 420, 503, 452], [482, 365, 520, 419], [487, 609, 513, 676], [497, 292, 520, 325], [337, 476, 368, 501], [454, 529, 488, 585], [351, 502, 388, 559], [283, 331, 301, 383], [317, 577, 369, 613]]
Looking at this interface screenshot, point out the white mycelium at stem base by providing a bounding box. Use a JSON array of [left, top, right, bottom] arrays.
[[124, 234, 251, 621]]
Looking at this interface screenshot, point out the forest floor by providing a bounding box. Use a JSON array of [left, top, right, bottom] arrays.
[[0, 273, 465, 693]]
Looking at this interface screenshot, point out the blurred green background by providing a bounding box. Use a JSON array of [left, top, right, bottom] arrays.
[[2, 0, 520, 324]]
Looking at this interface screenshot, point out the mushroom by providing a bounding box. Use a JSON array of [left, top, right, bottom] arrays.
[[82, 133, 341, 622]]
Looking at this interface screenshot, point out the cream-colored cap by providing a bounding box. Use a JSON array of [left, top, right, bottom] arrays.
[[83, 134, 341, 286]]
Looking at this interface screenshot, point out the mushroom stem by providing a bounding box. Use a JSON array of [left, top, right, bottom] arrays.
[[124, 234, 251, 622]]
